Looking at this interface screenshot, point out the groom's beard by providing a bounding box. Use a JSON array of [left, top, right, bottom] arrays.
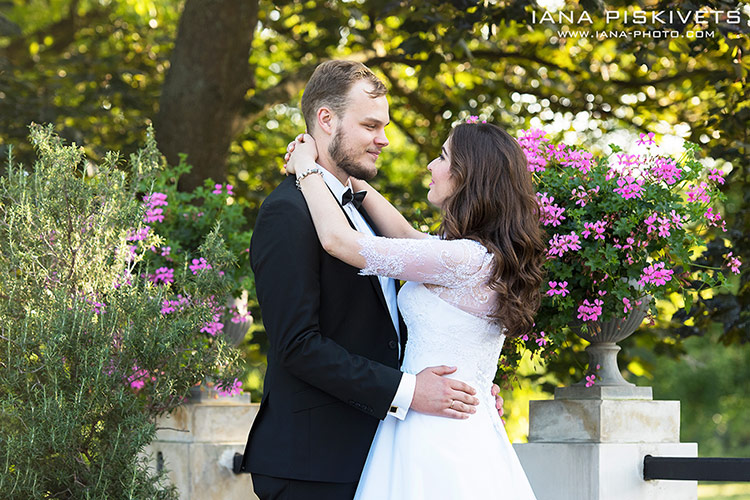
[[329, 128, 377, 181]]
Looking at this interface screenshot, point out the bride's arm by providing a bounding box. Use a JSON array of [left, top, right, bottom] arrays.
[[288, 135, 367, 269], [351, 178, 429, 240]]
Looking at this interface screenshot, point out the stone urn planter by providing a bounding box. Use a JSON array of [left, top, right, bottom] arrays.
[[556, 296, 653, 400], [222, 290, 252, 347]]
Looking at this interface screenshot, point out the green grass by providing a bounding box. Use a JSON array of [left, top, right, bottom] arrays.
[[699, 483, 750, 500]]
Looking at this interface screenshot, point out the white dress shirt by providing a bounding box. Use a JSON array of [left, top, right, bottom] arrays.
[[317, 165, 415, 420]]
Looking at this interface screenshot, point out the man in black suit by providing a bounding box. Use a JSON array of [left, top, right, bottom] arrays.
[[241, 60, 480, 499]]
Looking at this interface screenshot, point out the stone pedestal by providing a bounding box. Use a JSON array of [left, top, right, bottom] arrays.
[[514, 390, 697, 500], [142, 389, 260, 500]]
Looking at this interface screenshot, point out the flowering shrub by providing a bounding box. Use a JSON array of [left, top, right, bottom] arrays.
[[499, 129, 741, 380], [0, 125, 242, 498], [132, 155, 255, 347]]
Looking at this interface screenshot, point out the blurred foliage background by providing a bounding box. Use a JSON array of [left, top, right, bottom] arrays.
[[1, 0, 748, 471]]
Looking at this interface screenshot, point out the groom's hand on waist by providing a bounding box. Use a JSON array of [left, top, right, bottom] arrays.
[[410, 366, 479, 419]]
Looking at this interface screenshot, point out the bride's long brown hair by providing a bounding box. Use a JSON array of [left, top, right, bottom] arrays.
[[439, 123, 546, 338]]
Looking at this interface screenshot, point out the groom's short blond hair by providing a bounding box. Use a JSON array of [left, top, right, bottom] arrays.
[[301, 60, 387, 133]]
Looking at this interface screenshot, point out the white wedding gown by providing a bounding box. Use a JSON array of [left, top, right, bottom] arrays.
[[353, 234, 538, 500]]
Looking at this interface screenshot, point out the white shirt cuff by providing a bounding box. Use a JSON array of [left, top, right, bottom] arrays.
[[387, 373, 416, 420]]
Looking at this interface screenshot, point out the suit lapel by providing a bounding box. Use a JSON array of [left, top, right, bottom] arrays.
[[342, 204, 391, 316]]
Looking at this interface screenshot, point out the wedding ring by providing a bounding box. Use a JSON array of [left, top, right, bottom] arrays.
[[449, 400, 455, 409]]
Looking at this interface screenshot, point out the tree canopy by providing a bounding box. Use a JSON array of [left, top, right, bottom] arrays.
[[1, 0, 748, 389]]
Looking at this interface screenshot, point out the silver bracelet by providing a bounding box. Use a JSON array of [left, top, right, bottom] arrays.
[[295, 167, 323, 190]]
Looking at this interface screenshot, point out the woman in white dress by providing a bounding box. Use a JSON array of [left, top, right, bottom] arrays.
[[286, 122, 545, 499]]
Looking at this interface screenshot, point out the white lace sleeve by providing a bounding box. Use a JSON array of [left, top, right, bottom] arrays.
[[357, 234, 497, 317], [357, 234, 489, 287]]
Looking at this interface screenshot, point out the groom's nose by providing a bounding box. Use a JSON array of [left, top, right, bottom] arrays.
[[375, 129, 389, 148]]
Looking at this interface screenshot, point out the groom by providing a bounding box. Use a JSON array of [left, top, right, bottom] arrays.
[[240, 60, 482, 499]]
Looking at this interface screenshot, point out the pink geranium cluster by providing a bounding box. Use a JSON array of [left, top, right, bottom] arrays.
[[637, 262, 674, 287], [650, 157, 682, 185], [546, 281, 569, 297], [509, 127, 741, 365], [571, 185, 600, 207], [577, 298, 604, 322], [143, 192, 168, 223], [491, 127, 749, 391], [582, 220, 607, 240], [212, 183, 234, 196], [537, 192, 566, 227], [613, 175, 645, 199], [149, 266, 174, 285], [518, 129, 550, 173], [547, 231, 581, 258], [127, 226, 150, 242], [200, 313, 224, 336], [161, 295, 190, 315], [189, 257, 212, 274], [215, 378, 243, 397]]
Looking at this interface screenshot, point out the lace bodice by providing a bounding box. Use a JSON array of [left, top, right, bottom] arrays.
[[358, 234, 498, 318], [357, 234, 506, 434]]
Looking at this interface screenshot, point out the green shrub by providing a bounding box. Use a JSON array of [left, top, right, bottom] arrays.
[[0, 125, 242, 499]]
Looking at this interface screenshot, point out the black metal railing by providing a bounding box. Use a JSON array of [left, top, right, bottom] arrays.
[[644, 455, 750, 482]]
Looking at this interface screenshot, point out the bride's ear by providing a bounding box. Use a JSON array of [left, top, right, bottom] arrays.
[[316, 107, 336, 136]]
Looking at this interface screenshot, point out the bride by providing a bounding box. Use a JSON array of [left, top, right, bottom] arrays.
[[285, 121, 544, 499]]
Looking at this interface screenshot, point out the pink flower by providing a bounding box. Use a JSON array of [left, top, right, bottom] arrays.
[[637, 262, 674, 287], [616, 153, 639, 167], [582, 220, 607, 240], [636, 132, 656, 146], [546, 281, 570, 297], [708, 168, 725, 185], [726, 252, 742, 275], [216, 378, 243, 397], [535, 331, 549, 346], [623, 297, 632, 313], [704, 207, 726, 231], [161, 295, 189, 315], [645, 212, 674, 238], [144, 192, 168, 207], [143, 193, 168, 223], [189, 257, 212, 274], [201, 313, 224, 336], [560, 148, 594, 174], [613, 175, 645, 200], [144, 207, 164, 223], [127, 226, 150, 241], [577, 298, 604, 322], [213, 183, 223, 195], [518, 129, 550, 173], [128, 365, 149, 391], [547, 232, 582, 258], [686, 182, 711, 203], [537, 192, 566, 227], [150, 267, 174, 285], [585, 373, 597, 388], [651, 157, 682, 185]]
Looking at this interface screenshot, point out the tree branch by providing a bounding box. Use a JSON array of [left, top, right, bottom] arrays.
[[609, 68, 725, 89], [2, 6, 110, 67], [242, 63, 318, 125]]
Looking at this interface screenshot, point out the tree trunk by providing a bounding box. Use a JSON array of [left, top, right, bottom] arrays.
[[155, 0, 258, 192]]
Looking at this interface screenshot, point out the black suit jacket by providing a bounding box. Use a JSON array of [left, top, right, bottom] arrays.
[[241, 175, 406, 483]]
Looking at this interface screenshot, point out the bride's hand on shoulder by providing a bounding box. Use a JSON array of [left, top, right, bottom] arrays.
[[284, 133, 318, 176]]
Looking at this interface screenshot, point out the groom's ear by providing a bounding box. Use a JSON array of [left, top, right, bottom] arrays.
[[316, 107, 336, 136]]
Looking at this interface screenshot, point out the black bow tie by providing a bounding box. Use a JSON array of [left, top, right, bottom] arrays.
[[341, 188, 367, 209]]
